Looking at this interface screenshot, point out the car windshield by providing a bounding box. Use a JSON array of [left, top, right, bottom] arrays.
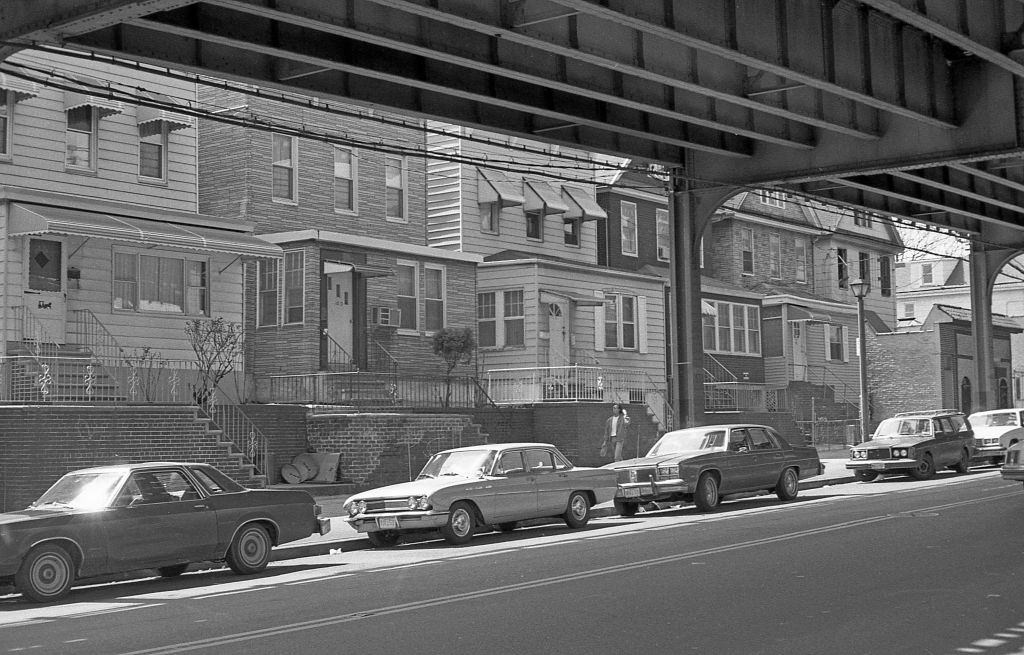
[[647, 429, 726, 456], [974, 412, 1020, 428], [30, 471, 125, 510], [418, 449, 495, 479], [874, 418, 932, 439]]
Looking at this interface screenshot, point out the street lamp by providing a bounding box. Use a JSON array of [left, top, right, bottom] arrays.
[[849, 278, 870, 444]]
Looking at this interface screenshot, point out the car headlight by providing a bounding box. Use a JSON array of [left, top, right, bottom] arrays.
[[347, 500, 367, 517], [851, 450, 864, 459], [893, 448, 909, 458], [657, 465, 679, 479], [407, 495, 431, 510]]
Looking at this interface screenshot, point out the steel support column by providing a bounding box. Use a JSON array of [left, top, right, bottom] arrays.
[[669, 170, 735, 428], [969, 244, 1018, 412]]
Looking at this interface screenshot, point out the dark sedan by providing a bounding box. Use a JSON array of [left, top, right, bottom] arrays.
[[0, 462, 330, 602], [603, 424, 824, 516]]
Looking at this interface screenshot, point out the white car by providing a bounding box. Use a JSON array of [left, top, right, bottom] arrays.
[[967, 409, 1024, 465]]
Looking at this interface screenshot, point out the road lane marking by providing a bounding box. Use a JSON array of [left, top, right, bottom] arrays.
[[284, 574, 354, 585]]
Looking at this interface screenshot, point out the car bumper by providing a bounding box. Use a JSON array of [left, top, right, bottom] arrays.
[[615, 480, 689, 500], [972, 445, 1005, 461], [1001, 466, 1024, 481], [846, 459, 918, 472], [346, 511, 449, 533], [317, 517, 332, 536]]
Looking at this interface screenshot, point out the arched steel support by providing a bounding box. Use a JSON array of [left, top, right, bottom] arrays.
[[669, 169, 738, 428], [968, 243, 1019, 412]]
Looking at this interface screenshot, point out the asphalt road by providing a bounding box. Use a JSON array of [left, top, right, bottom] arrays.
[[3, 468, 1024, 655]]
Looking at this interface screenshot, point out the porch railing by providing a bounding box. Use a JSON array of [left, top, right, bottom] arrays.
[[703, 381, 787, 413], [256, 371, 480, 408], [368, 338, 399, 376], [205, 403, 269, 476], [66, 309, 130, 364], [11, 306, 60, 356], [324, 332, 357, 372]]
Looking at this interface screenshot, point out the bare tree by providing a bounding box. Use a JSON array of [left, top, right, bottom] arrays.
[[185, 318, 243, 409], [896, 226, 968, 262], [432, 327, 475, 408]]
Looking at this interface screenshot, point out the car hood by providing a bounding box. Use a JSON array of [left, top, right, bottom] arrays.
[[0, 508, 73, 527], [347, 476, 481, 501], [856, 436, 932, 448], [974, 426, 1024, 439], [603, 450, 708, 469]]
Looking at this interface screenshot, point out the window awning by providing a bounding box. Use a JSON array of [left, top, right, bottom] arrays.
[[540, 289, 607, 306], [64, 90, 123, 119], [8, 203, 282, 258], [562, 186, 607, 221], [701, 300, 717, 317], [0, 71, 39, 102], [478, 168, 524, 207], [524, 180, 569, 215], [787, 306, 832, 322], [324, 261, 393, 277], [137, 91, 194, 134]]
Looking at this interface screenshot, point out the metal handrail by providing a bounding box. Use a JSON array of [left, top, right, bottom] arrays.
[[368, 338, 399, 377], [703, 352, 738, 383], [67, 309, 130, 364], [324, 331, 357, 372], [205, 403, 269, 478]]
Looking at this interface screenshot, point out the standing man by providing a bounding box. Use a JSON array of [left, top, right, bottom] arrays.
[[603, 404, 631, 461]]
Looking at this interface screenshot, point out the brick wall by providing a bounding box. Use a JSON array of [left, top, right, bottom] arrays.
[[869, 329, 942, 421], [0, 406, 257, 512], [236, 404, 310, 484]]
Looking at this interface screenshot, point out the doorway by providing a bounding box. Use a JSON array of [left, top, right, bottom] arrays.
[[25, 238, 67, 342], [791, 322, 807, 381], [324, 266, 355, 369], [547, 302, 570, 366]]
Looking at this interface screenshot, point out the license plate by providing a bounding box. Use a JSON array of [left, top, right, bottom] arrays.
[[622, 485, 651, 498], [376, 517, 399, 529], [870, 463, 886, 470]]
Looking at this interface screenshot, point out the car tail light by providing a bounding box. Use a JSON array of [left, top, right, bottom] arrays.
[[314, 504, 323, 516]]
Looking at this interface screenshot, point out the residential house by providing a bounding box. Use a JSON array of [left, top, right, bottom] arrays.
[[0, 49, 277, 403], [896, 255, 1024, 408], [196, 90, 480, 404]]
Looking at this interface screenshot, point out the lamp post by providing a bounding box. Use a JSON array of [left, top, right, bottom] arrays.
[[849, 278, 870, 444]]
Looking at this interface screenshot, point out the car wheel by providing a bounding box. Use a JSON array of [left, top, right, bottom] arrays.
[[157, 563, 189, 578], [854, 470, 879, 482], [16, 544, 74, 603], [367, 530, 401, 548], [226, 523, 272, 575], [614, 500, 638, 517], [440, 501, 476, 545], [950, 448, 971, 474], [908, 454, 936, 481], [693, 472, 720, 512], [497, 522, 518, 532], [775, 467, 799, 501], [563, 491, 591, 529]]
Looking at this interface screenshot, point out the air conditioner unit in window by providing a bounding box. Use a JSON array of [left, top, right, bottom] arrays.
[[657, 246, 670, 260], [371, 306, 401, 327]]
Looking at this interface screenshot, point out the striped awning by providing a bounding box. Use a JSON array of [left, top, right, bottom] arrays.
[[8, 203, 282, 258], [64, 90, 123, 119], [0, 71, 39, 102], [524, 180, 569, 215], [137, 91, 194, 134], [478, 168, 524, 207], [562, 185, 607, 221]]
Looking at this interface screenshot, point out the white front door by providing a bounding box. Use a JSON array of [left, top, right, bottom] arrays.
[[547, 302, 570, 366], [24, 238, 67, 342], [326, 270, 354, 363], [791, 322, 807, 381]]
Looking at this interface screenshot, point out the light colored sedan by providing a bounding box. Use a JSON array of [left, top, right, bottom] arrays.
[[968, 409, 1024, 465], [344, 443, 618, 546]]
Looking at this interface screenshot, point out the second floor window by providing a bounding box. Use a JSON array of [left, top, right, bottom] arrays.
[[620, 201, 638, 256], [396, 261, 418, 330], [272, 133, 296, 201], [837, 247, 848, 288], [825, 324, 848, 362], [702, 301, 761, 355], [138, 122, 167, 181], [526, 210, 543, 240], [504, 290, 525, 347], [656, 209, 670, 261], [902, 303, 915, 319], [794, 237, 808, 283], [921, 262, 934, 285], [386, 156, 407, 221], [257, 260, 278, 327], [283, 251, 304, 324], [604, 294, 637, 350], [0, 91, 10, 157], [477, 292, 496, 347], [740, 228, 754, 275], [858, 252, 871, 288], [769, 234, 781, 278], [879, 256, 892, 297], [66, 106, 96, 170], [114, 251, 208, 316], [425, 265, 445, 331], [563, 216, 580, 246], [853, 210, 872, 227], [758, 189, 785, 208], [334, 147, 356, 212]]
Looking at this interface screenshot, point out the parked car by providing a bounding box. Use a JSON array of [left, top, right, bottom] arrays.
[[1000, 441, 1024, 485], [846, 409, 974, 481], [967, 409, 1024, 465], [0, 462, 330, 603], [344, 443, 617, 547], [601, 424, 824, 516]]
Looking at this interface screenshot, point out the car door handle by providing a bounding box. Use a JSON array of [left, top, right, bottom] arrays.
[[192, 504, 209, 509]]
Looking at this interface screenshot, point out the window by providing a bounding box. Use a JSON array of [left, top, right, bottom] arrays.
[[858, 252, 871, 289], [604, 294, 637, 350], [921, 262, 934, 285], [482, 203, 500, 235], [620, 201, 638, 256], [563, 216, 580, 246], [334, 146, 356, 212], [396, 261, 418, 330], [477, 292, 496, 347], [257, 260, 278, 327], [769, 234, 781, 278], [794, 237, 808, 283], [825, 324, 847, 362], [425, 265, 445, 331], [504, 290, 525, 347], [66, 105, 96, 169], [902, 303, 915, 319], [114, 251, 208, 316], [758, 189, 785, 208], [853, 210, 872, 227], [477, 290, 524, 348], [702, 301, 761, 355], [0, 90, 10, 157], [837, 247, 848, 289], [283, 251, 304, 324], [656, 209, 670, 261], [526, 209, 542, 240], [272, 133, 296, 201], [879, 256, 892, 297], [386, 155, 407, 221], [136, 121, 167, 180], [740, 228, 754, 275]]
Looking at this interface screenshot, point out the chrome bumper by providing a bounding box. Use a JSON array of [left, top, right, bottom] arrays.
[[615, 479, 688, 499], [346, 510, 448, 533], [846, 458, 917, 471]]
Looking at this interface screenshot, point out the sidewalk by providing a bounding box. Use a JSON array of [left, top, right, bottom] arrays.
[[270, 455, 856, 561]]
